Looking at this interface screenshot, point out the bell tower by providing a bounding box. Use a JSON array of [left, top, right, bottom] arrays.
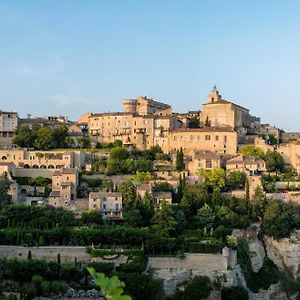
[[208, 85, 221, 103]]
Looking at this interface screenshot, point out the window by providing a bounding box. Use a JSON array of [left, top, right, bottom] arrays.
[[224, 136, 227, 143], [205, 135, 211, 141], [215, 135, 219, 141], [103, 204, 106, 209], [198, 162, 202, 168], [206, 159, 212, 169], [115, 204, 119, 210]]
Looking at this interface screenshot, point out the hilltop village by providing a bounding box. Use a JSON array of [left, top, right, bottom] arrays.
[[2, 88, 300, 299]]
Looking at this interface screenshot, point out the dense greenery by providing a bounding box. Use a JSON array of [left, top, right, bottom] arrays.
[[0, 173, 12, 207]]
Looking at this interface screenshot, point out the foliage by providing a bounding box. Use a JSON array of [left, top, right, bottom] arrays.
[[196, 203, 215, 230], [0, 173, 12, 207], [262, 199, 300, 239], [152, 200, 176, 234], [238, 144, 265, 158], [188, 117, 200, 128], [181, 275, 211, 299], [198, 167, 226, 192], [78, 136, 92, 148], [81, 210, 103, 225], [221, 286, 248, 300], [176, 148, 184, 171], [226, 171, 246, 190], [132, 171, 154, 183], [13, 124, 71, 150], [264, 150, 284, 175], [87, 267, 132, 300], [237, 238, 281, 292]]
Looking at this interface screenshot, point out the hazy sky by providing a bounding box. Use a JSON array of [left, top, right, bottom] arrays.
[[0, 0, 300, 130]]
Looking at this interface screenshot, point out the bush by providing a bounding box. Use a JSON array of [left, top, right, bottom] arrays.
[[221, 286, 248, 300]]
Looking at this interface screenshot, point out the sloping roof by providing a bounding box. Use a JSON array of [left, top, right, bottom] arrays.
[[153, 191, 172, 199], [194, 150, 220, 160], [203, 99, 249, 111], [89, 192, 122, 198], [49, 190, 60, 197], [227, 155, 264, 165]]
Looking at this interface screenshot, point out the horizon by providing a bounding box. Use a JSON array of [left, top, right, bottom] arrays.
[[1, 0, 300, 131]]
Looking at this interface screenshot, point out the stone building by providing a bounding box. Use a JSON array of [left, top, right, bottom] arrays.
[[48, 168, 78, 207], [226, 155, 266, 174], [0, 110, 18, 146], [0, 148, 85, 170], [199, 87, 253, 129], [88, 192, 123, 220], [88, 96, 181, 152], [168, 127, 237, 156], [123, 96, 171, 115], [187, 150, 223, 176]]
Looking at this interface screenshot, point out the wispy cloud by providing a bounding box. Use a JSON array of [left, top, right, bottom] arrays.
[[49, 94, 91, 108], [9, 54, 65, 76]]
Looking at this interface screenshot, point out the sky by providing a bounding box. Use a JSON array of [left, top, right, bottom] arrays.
[[0, 0, 300, 131]]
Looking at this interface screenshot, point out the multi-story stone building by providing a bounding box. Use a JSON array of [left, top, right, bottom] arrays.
[[88, 192, 123, 220], [48, 168, 78, 207], [200, 87, 253, 129], [88, 96, 181, 152], [0, 110, 18, 137], [187, 151, 223, 176], [226, 155, 266, 174], [168, 127, 237, 156], [0, 148, 85, 170]]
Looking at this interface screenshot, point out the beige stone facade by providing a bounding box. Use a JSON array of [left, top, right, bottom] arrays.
[[88, 111, 180, 152], [123, 96, 171, 115], [89, 192, 123, 220], [48, 168, 78, 207], [187, 151, 222, 176], [200, 87, 252, 129], [0, 148, 85, 170], [169, 127, 237, 156], [226, 155, 266, 174]]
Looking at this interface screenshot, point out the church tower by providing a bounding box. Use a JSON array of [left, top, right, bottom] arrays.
[[207, 85, 222, 103]]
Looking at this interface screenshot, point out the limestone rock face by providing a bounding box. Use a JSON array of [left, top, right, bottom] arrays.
[[248, 237, 265, 273], [264, 231, 300, 278]]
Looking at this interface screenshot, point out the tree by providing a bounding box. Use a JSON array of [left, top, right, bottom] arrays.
[[119, 180, 136, 207], [182, 276, 211, 300], [188, 117, 200, 128], [81, 210, 103, 225], [0, 173, 12, 207], [106, 159, 123, 175], [152, 200, 176, 234], [221, 286, 248, 300], [110, 147, 129, 160], [196, 203, 215, 230], [252, 186, 267, 219], [181, 184, 209, 216], [78, 136, 91, 148], [13, 125, 33, 148], [52, 125, 68, 148], [204, 116, 211, 127], [262, 200, 300, 239], [226, 171, 246, 190], [264, 150, 284, 175], [132, 171, 154, 183], [176, 148, 184, 171], [239, 145, 265, 158], [198, 167, 226, 192], [34, 126, 54, 150]]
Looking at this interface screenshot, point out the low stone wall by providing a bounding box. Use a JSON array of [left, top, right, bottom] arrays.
[[149, 253, 235, 295], [0, 245, 128, 265], [16, 168, 55, 179], [0, 246, 90, 263]]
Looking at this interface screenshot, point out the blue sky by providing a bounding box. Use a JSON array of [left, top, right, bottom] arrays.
[[0, 0, 300, 131]]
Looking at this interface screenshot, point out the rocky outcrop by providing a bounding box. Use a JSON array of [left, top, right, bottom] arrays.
[[264, 230, 300, 278], [249, 237, 265, 273]]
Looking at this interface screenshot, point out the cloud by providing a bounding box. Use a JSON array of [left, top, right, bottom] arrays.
[[49, 94, 91, 108], [9, 54, 65, 76]]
